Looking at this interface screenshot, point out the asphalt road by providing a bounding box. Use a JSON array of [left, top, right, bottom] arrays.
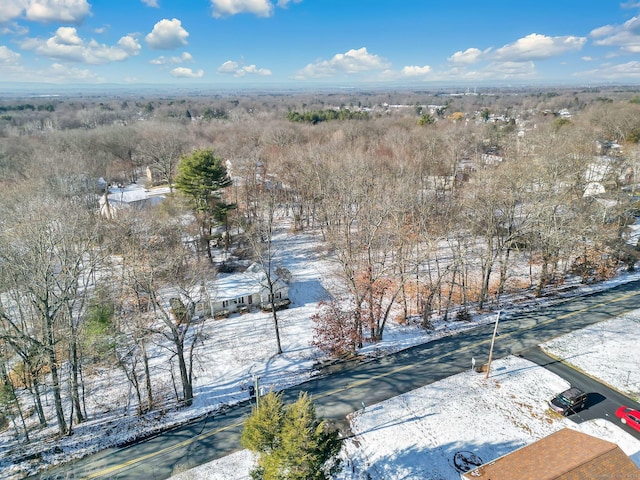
[[39, 279, 640, 479], [520, 346, 640, 440]]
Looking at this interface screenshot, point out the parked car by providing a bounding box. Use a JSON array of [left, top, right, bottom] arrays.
[[549, 387, 588, 416], [615, 406, 640, 432]]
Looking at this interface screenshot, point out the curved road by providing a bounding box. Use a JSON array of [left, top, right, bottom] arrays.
[[40, 279, 640, 479]]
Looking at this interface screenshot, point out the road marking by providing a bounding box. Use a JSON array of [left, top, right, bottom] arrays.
[[315, 288, 640, 400], [84, 420, 244, 479], [84, 286, 640, 478]]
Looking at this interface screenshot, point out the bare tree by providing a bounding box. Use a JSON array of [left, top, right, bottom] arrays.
[[242, 175, 285, 355], [138, 122, 190, 190], [0, 194, 100, 435], [95, 125, 143, 183], [111, 210, 209, 407]]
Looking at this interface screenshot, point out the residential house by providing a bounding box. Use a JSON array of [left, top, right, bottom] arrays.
[[99, 183, 168, 219], [461, 428, 640, 480], [198, 263, 291, 318]]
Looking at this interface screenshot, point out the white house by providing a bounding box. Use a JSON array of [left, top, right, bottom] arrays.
[[200, 263, 291, 318], [99, 183, 169, 219]]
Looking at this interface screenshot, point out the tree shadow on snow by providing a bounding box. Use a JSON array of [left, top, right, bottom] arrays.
[[289, 279, 330, 305], [351, 438, 521, 480]]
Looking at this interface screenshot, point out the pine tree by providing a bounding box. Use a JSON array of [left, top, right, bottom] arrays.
[[241, 391, 342, 480], [174, 148, 233, 260], [241, 391, 285, 455]]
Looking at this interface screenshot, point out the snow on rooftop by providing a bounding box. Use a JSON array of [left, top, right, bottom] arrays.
[[106, 183, 170, 204], [207, 267, 265, 300]]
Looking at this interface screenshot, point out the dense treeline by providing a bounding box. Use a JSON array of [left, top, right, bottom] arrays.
[[0, 103, 55, 112], [1, 87, 640, 459], [286, 108, 369, 123]]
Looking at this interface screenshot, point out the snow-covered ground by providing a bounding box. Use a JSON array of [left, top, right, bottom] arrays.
[[3, 198, 640, 479], [174, 313, 640, 480], [3, 217, 505, 479]]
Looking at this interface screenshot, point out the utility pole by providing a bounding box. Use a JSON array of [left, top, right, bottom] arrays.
[[485, 311, 501, 379], [254, 375, 260, 409]]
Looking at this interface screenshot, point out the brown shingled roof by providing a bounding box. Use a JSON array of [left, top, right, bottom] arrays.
[[462, 428, 640, 480]]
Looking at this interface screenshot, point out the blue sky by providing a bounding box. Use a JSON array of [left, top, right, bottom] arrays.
[[1, 0, 640, 88]]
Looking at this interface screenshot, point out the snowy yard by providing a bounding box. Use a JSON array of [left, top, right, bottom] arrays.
[[174, 312, 640, 480], [3, 212, 640, 479], [1, 224, 508, 479]]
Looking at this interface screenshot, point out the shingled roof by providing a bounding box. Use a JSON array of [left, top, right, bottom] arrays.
[[462, 428, 640, 480]]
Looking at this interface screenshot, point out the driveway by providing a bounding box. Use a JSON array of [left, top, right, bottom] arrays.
[[519, 346, 640, 440]]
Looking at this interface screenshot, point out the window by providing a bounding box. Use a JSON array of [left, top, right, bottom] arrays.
[[222, 300, 229, 308]]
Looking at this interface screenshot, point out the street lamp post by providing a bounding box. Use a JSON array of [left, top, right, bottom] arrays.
[[485, 310, 501, 379]]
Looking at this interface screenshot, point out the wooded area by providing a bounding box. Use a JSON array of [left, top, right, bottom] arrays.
[[1, 86, 640, 450]]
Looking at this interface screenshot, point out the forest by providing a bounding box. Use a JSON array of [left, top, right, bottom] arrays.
[[2, 85, 640, 473]]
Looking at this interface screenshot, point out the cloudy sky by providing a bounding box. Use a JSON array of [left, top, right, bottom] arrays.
[[1, 0, 640, 87]]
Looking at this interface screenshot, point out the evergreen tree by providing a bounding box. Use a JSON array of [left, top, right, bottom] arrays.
[[174, 148, 233, 260], [175, 148, 232, 213], [241, 391, 342, 480], [418, 113, 435, 125], [241, 391, 284, 455]]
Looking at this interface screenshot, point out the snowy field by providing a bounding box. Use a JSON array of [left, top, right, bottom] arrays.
[[174, 313, 640, 480], [3, 206, 640, 479], [1, 222, 515, 479]]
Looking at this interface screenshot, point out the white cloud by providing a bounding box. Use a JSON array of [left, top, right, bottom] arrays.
[[484, 60, 536, 77], [276, 0, 301, 7], [0, 45, 21, 64], [211, 0, 273, 18], [590, 16, 640, 53], [210, 0, 300, 17], [170, 67, 204, 78], [145, 18, 189, 50], [47, 62, 102, 81], [117, 35, 142, 55], [438, 60, 537, 82], [20, 27, 141, 64], [0, 0, 91, 24], [0, 22, 29, 36], [377, 64, 432, 81], [150, 51, 193, 65], [217, 59, 271, 77], [400, 65, 431, 76], [141, 0, 159, 7], [493, 33, 586, 61], [54, 25, 82, 45], [448, 47, 489, 65], [3, 61, 102, 83], [0, 1, 26, 23], [578, 60, 640, 79], [25, 0, 91, 23], [296, 47, 390, 79], [239, 64, 271, 76], [0, 50, 106, 83], [217, 60, 239, 73]]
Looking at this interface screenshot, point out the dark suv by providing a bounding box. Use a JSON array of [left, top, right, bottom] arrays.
[[549, 387, 588, 416]]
